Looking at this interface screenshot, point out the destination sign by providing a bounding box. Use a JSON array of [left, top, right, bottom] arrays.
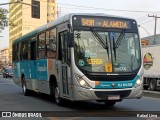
[[80, 17, 131, 29]]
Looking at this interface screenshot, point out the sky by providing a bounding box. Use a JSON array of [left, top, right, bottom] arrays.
[[0, 0, 9, 51], [0, 0, 160, 50]]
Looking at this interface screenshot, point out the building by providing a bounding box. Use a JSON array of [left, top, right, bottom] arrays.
[[47, 0, 57, 23], [9, 0, 57, 64], [0, 48, 9, 68], [141, 34, 160, 46]]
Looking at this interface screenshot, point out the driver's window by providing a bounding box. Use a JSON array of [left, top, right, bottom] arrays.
[[128, 37, 136, 55]]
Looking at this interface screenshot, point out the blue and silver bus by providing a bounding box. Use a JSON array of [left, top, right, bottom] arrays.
[[12, 13, 143, 106]]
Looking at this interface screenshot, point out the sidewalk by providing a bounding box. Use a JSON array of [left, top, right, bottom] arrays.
[[143, 90, 160, 99]]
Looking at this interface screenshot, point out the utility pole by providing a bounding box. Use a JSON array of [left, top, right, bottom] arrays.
[[57, 5, 61, 18], [148, 14, 160, 45]]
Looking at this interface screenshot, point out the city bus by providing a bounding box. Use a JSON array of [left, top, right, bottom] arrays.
[[12, 13, 143, 106]]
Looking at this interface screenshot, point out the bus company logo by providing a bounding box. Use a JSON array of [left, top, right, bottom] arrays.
[[143, 53, 153, 70], [37, 66, 47, 72], [111, 83, 116, 88]]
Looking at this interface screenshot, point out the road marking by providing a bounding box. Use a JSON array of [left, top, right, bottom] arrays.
[[0, 83, 14, 84]]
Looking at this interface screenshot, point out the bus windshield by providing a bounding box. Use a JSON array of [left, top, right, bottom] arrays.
[[74, 30, 141, 73]]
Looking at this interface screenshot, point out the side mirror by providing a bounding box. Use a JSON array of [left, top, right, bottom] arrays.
[[65, 33, 74, 47]]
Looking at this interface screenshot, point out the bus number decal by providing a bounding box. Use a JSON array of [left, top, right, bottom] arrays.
[[81, 18, 95, 26], [79, 60, 85, 66], [105, 62, 112, 72], [87, 59, 102, 64]]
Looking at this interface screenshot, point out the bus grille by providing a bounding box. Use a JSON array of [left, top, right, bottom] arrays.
[[87, 74, 136, 81], [94, 90, 131, 99]]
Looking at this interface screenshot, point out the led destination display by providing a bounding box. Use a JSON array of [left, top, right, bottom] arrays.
[[81, 18, 131, 29], [72, 16, 136, 29]]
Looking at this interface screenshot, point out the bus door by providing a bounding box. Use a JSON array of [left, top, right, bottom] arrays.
[[59, 31, 70, 97], [30, 40, 38, 91]]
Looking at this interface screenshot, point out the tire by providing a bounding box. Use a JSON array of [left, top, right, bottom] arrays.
[[22, 77, 30, 96], [149, 79, 157, 91], [50, 82, 55, 102], [3, 74, 6, 78], [54, 86, 64, 106], [143, 86, 149, 90], [104, 101, 116, 107]]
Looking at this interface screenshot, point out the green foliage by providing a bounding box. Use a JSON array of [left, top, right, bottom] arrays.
[[0, 8, 8, 32]]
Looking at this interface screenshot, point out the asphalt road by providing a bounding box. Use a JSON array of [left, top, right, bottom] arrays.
[[0, 75, 160, 120]]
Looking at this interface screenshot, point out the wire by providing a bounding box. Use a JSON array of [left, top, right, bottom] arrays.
[[137, 15, 148, 20], [137, 17, 150, 23], [57, 3, 158, 13], [40, 1, 160, 14], [58, 6, 96, 11], [138, 19, 154, 25]]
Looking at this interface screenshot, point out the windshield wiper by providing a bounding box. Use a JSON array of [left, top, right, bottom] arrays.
[[112, 30, 125, 61], [115, 30, 125, 48], [90, 28, 109, 59], [112, 37, 117, 61]]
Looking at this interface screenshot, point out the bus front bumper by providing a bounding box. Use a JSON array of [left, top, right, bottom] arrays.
[[71, 84, 143, 101]]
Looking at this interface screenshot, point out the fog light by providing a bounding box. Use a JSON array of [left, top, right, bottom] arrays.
[[79, 80, 86, 86]]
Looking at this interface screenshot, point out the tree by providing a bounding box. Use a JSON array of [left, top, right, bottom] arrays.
[[0, 8, 8, 32]]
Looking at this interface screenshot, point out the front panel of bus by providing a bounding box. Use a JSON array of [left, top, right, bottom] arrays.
[[70, 15, 143, 101]]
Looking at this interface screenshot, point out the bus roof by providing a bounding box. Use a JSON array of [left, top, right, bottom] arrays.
[[13, 13, 135, 44]]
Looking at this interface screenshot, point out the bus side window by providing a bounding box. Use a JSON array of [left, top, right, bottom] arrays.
[[38, 32, 46, 59], [30, 37, 36, 60], [17, 43, 20, 61], [58, 31, 67, 62], [12, 44, 16, 61], [20, 42, 23, 60], [58, 33, 63, 61], [46, 28, 57, 58], [13, 43, 19, 61], [23, 41, 28, 60]]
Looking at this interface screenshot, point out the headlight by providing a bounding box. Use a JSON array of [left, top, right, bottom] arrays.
[[75, 74, 91, 89], [136, 79, 141, 85], [134, 77, 143, 88]]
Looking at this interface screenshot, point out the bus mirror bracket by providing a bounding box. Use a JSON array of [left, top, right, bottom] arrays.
[[66, 33, 74, 47]]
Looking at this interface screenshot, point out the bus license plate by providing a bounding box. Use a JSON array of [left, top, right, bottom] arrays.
[[108, 95, 120, 100]]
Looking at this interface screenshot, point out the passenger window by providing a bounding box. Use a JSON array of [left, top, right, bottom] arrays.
[[46, 28, 57, 58], [38, 33, 46, 58], [23, 42, 28, 60]]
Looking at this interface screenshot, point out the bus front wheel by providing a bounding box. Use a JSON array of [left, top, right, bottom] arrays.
[[54, 86, 64, 106]]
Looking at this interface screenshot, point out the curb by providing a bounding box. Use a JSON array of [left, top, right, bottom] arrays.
[[143, 90, 160, 99]]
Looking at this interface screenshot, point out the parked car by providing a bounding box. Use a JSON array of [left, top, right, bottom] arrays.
[[2, 68, 13, 78]]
